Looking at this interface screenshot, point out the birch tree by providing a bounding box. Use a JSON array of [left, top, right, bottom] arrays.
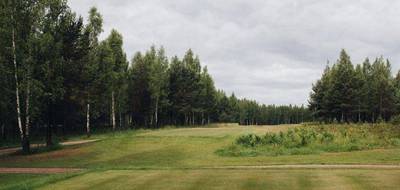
[[83, 7, 103, 137], [106, 29, 128, 130], [149, 47, 169, 127], [1, 0, 40, 153]]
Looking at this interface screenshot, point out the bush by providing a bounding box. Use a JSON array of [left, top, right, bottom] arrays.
[[390, 115, 400, 125], [227, 124, 400, 156], [236, 134, 261, 147], [320, 131, 334, 143], [236, 127, 333, 148]]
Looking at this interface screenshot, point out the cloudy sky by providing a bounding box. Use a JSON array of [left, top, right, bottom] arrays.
[[68, 0, 400, 105]]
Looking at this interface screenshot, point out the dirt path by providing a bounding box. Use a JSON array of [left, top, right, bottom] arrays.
[[1, 164, 400, 174], [204, 164, 400, 169], [0, 139, 99, 156], [0, 167, 83, 174], [58, 139, 99, 146]]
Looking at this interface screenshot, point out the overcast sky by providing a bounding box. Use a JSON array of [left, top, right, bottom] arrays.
[[68, 0, 400, 105]]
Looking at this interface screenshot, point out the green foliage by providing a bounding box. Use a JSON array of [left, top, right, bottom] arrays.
[[390, 114, 400, 125], [309, 50, 398, 123], [223, 124, 400, 156]]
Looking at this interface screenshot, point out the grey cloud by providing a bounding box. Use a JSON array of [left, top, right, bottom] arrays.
[[68, 0, 400, 105]]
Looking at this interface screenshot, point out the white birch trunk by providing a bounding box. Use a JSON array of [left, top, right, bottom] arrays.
[[192, 111, 195, 125], [12, 26, 23, 139], [119, 107, 122, 128], [86, 103, 90, 137], [201, 112, 204, 125], [155, 97, 159, 126], [112, 91, 116, 130], [25, 79, 30, 136]]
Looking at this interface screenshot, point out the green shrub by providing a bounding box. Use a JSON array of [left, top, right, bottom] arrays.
[[226, 124, 400, 156], [236, 134, 261, 147], [320, 131, 334, 143], [390, 115, 400, 125]]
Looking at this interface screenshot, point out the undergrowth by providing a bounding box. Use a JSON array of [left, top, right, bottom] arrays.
[[216, 123, 400, 156]]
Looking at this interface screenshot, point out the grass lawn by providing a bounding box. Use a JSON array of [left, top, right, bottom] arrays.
[[0, 123, 400, 189], [0, 173, 81, 190], [2, 169, 400, 190]]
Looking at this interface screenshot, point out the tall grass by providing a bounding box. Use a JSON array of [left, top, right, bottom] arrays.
[[217, 123, 400, 156]]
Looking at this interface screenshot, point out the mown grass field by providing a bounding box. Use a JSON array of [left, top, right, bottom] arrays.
[[1, 123, 400, 190]]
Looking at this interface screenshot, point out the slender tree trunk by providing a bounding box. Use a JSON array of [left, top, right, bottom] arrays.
[[24, 78, 31, 152], [12, 25, 28, 153], [201, 112, 204, 125], [111, 91, 116, 131], [155, 97, 159, 127], [379, 95, 383, 119], [1, 123, 5, 140], [192, 111, 195, 125], [372, 112, 375, 123], [341, 111, 344, 123], [22, 134, 30, 153], [184, 113, 187, 125], [119, 109, 122, 129], [86, 103, 90, 138], [25, 72, 30, 131], [46, 103, 53, 146], [130, 115, 133, 128]]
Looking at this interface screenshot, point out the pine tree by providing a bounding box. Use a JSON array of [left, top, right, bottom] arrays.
[[309, 64, 332, 122], [129, 52, 152, 126], [327, 50, 356, 122]]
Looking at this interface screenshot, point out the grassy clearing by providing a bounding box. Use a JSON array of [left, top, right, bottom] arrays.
[[217, 123, 400, 156], [1, 124, 400, 169], [1, 123, 400, 189], [0, 173, 83, 190], [35, 169, 400, 190]]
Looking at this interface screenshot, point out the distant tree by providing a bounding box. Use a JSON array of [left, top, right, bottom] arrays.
[[83, 7, 103, 137], [148, 47, 169, 127], [106, 29, 128, 130], [128, 52, 152, 126], [328, 49, 357, 122], [309, 50, 399, 123], [370, 58, 395, 121], [309, 64, 331, 122], [394, 71, 400, 113]]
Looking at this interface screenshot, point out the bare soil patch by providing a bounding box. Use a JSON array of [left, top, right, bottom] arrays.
[[205, 164, 400, 170], [0, 139, 99, 156], [0, 167, 83, 174]]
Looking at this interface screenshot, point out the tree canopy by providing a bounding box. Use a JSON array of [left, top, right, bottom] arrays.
[[309, 50, 398, 123]]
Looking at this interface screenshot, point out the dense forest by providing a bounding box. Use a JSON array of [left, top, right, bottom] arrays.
[[0, 1, 309, 153], [309, 50, 400, 123]]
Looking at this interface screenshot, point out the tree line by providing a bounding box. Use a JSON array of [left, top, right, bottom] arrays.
[[0, 0, 308, 153], [214, 92, 311, 125], [309, 49, 400, 123]]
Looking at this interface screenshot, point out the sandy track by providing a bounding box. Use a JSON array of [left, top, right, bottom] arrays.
[[204, 164, 400, 170], [0, 167, 83, 174], [0, 139, 99, 156], [1, 164, 400, 174]]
